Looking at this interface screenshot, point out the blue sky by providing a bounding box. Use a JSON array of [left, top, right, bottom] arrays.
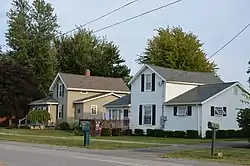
[[0, 0, 249, 87]]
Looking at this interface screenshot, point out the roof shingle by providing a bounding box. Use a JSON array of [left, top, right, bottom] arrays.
[[165, 82, 236, 105], [29, 96, 58, 105], [59, 73, 130, 92], [105, 94, 131, 107]]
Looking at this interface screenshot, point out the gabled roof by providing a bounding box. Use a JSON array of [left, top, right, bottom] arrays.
[[29, 96, 59, 105], [104, 94, 131, 108], [165, 82, 237, 105], [129, 64, 223, 85], [73, 93, 121, 104], [49, 73, 130, 93]]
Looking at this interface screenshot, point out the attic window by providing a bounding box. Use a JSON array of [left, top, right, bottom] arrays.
[[214, 107, 227, 116], [58, 83, 63, 98], [145, 74, 152, 91]]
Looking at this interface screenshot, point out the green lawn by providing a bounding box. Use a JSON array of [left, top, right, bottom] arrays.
[[164, 148, 250, 165], [0, 134, 158, 150]]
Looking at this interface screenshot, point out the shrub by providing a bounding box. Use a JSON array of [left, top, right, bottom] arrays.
[[227, 130, 236, 138], [217, 130, 228, 138], [112, 128, 121, 136], [206, 130, 212, 138], [154, 129, 165, 137], [165, 130, 174, 137], [4, 124, 17, 129], [124, 129, 132, 136], [19, 125, 30, 129], [134, 129, 144, 136], [73, 130, 84, 136], [186, 130, 199, 138], [59, 122, 70, 130], [174, 131, 186, 138], [101, 128, 110, 136], [146, 129, 154, 137]]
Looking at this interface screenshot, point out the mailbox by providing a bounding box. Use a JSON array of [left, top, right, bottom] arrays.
[[79, 121, 91, 146], [208, 121, 219, 130]]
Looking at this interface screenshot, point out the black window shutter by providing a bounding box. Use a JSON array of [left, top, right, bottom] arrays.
[[141, 74, 145, 92], [56, 105, 58, 119], [174, 107, 177, 116], [152, 105, 156, 125], [62, 85, 64, 97], [152, 73, 155, 91], [56, 84, 59, 97], [62, 105, 64, 119], [223, 107, 227, 116], [139, 105, 142, 125], [211, 106, 215, 116], [187, 106, 192, 116]]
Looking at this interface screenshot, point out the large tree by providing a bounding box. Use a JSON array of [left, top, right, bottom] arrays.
[[5, 0, 59, 94], [0, 57, 43, 125], [137, 26, 217, 73], [54, 28, 131, 81]]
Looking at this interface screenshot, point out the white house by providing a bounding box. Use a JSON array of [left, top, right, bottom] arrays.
[[126, 64, 249, 138]]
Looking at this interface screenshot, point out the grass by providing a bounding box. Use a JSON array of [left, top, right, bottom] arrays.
[[164, 148, 250, 165], [0, 134, 158, 150]]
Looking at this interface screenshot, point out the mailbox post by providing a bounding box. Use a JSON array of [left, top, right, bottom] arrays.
[[207, 121, 219, 156], [80, 121, 91, 146]]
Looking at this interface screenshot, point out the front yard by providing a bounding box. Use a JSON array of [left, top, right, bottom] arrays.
[[164, 148, 250, 165]]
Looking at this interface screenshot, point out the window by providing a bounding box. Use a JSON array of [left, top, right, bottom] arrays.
[[124, 109, 129, 118], [91, 105, 97, 115], [177, 106, 187, 116], [144, 105, 152, 125], [112, 109, 118, 120], [58, 105, 63, 119], [145, 74, 152, 91], [42, 107, 47, 111], [58, 83, 63, 98], [215, 107, 226, 116]]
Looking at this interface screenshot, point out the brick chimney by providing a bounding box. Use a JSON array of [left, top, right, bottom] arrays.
[[85, 69, 91, 76]]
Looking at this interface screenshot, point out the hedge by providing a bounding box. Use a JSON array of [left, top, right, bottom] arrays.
[[59, 122, 70, 130], [174, 131, 186, 138], [206, 129, 247, 138], [154, 129, 165, 137], [134, 129, 144, 136], [146, 129, 154, 137], [165, 130, 174, 137], [101, 128, 110, 136], [186, 130, 199, 138], [112, 128, 122, 136], [124, 129, 133, 136]]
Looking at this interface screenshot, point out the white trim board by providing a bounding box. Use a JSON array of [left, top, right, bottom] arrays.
[[74, 93, 121, 104]]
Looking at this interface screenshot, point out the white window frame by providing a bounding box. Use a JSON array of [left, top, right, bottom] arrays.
[[58, 105, 63, 119], [42, 107, 47, 111], [145, 74, 152, 91], [214, 107, 226, 116], [143, 105, 152, 125], [91, 105, 98, 115], [177, 106, 187, 116], [58, 83, 63, 98], [112, 109, 118, 120]]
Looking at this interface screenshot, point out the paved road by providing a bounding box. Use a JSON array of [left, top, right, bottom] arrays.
[[0, 142, 194, 166]]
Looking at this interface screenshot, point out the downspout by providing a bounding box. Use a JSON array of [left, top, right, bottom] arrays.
[[161, 80, 165, 130]]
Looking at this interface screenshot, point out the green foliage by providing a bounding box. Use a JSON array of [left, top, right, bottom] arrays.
[[186, 130, 199, 138], [153, 129, 165, 137], [237, 108, 250, 139], [134, 129, 144, 136], [26, 110, 51, 123], [174, 131, 186, 138], [73, 130, 84, 136], [165, 130, 174, 137], [54, 28, 130, 81], [112, 128, 122, 136], [206, 130, 212, 138], [137, 26, 217, 74], [0, 58, 42, 119], [227, 129, 236, 138], [146, 129, 154, 136], [59, 122, 70, 130], [206, 130, 246, 138], [101, 128, 110, 136], [6, 0, 59, 94], [124, 129, 133, 136]]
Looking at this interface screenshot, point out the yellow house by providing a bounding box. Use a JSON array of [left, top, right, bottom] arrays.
[[29, 70, 130, 125]]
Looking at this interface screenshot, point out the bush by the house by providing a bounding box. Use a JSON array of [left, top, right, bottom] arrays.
[[165, 130, 174, 137], [134, 129, 144, 136], [174, 131, 186, 138], [101, 128, 110, 136], [154, 129, 165, 137], [206, 129, 247, 138], [146, 129, 154, 137], [112, 128, 121, 136], [216, 130, 228, 138], [4, 124, 17, 129], [236, 130, 246, 138], [227, 130, 236, 138], [59, 122, 70, 130], [123, 129, 132, 136], [186, 130, 199, 138], [19, 125, 30, 129]]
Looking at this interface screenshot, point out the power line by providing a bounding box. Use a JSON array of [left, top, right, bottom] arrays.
[[61, 0, 142, 36], [169, 23, 250, 79], [93, 0, 183, 33]]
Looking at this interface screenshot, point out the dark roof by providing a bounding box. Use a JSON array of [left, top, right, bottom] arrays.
[[73, 93, 108, 103], [148, 65, 223, 84], [29, 96, 58, 105], [165, 82, 236, 105], [105, 94, 131, 107], [59, 73, 130, 92]]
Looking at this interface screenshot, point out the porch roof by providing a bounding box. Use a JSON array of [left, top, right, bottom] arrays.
[[104, 94, 131, 108], [29, 96, 59, 105]]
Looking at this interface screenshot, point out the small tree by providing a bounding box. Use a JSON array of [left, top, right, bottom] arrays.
[[237, 108, 250, 141], [26, 110, 51, 125]]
